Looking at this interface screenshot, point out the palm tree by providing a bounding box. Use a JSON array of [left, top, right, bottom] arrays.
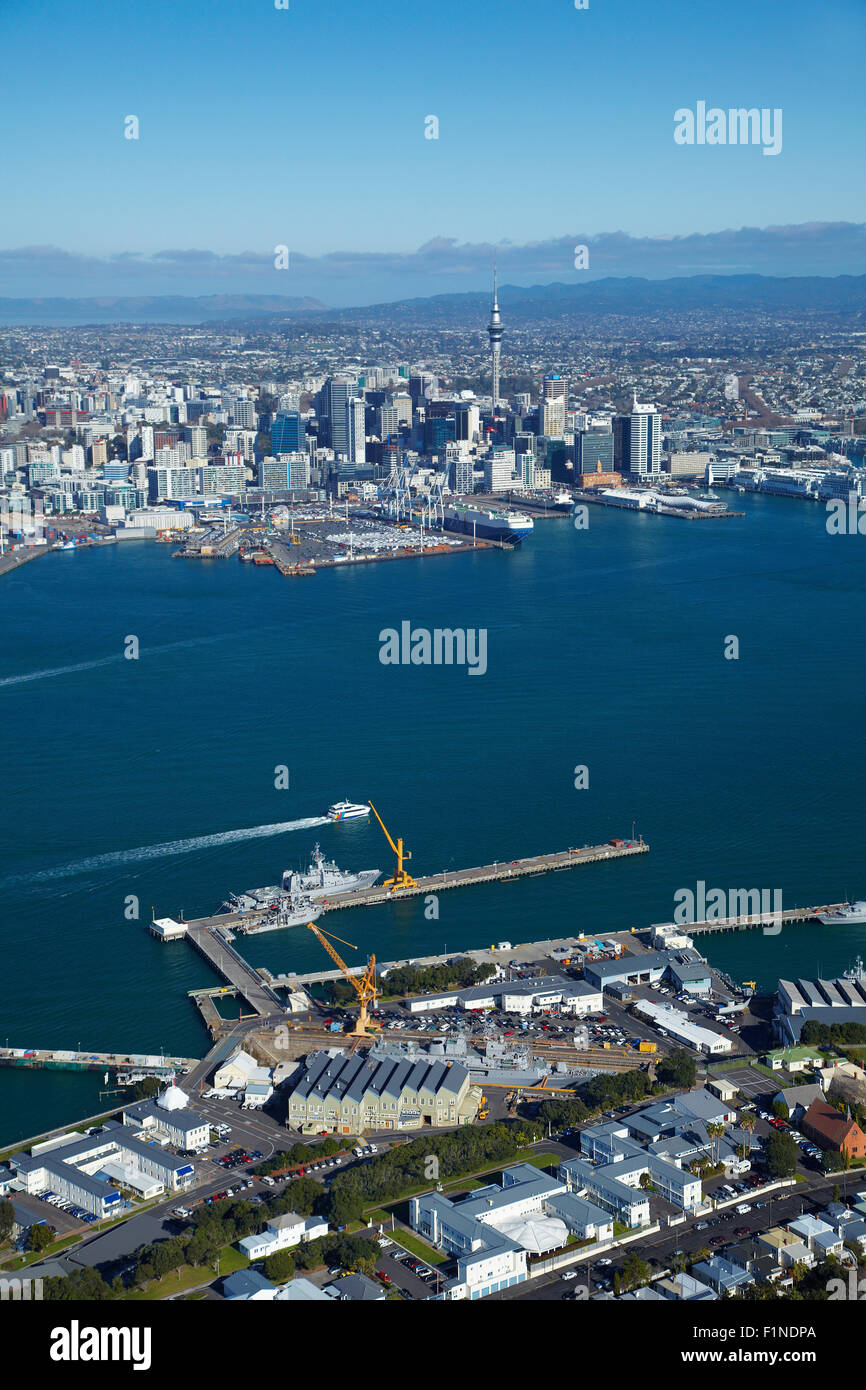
[[741, 1113, 757, 1158], [706, 1120, 726, 1166]]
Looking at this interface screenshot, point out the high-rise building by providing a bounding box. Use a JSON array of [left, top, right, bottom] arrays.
[[483, 446, 516, 493], [630, 401, 662, 477], [409, 373, 437, 406], [319, 377, 353, 457], [576, 431, 614, 472], [347, 397, 367, 465], [271, 411, 305, 455], [539, 374, 567, 438], [233, 398, 257, 430], [613, 415, 631, 472], [454, 456, 476, 494], [184, 425, 208, 458], [487, 267, 503, 406], [379, 405, 402, 441], [455, 402, 480, 444]]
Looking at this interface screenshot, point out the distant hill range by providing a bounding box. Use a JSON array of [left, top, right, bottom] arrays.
[[0, 293, 326, 326], [0, 275, 864, 326], [324, 274, 866, 326]]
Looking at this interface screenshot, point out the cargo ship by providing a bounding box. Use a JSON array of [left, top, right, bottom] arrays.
[[442, 503, 534, 544]]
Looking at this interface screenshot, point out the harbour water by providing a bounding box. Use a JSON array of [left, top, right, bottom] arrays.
[[1, 493, 864, 1144]]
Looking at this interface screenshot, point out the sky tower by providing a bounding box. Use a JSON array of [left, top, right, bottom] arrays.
[[487, 263, 503, 409]]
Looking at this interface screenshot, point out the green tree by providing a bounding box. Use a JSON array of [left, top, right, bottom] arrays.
[[26, 1222, 54, 1252], [280, 1177, 326, 1216], [771, 1100, 788, 1121], [765, 1130, 799, 1178], [132, 1075, 161, 1100], [619, 1251, 651, 1289], [0, 1198, 14, 1243], [656, 1049, 697, 1090], [264, 1250, 295, 1284]]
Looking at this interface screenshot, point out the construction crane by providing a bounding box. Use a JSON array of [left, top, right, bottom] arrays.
[[368, 801, 417, 891], [306, 922, 380, 1037]]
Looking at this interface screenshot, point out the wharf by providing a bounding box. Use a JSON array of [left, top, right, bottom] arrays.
[[185, 921, 283, 1016], [574, 490, 744, 520], [320, 840, 648, 912], [179, 840, 649, 943], [687, 904, 846, 934], [0, 1047, 195, 1074]]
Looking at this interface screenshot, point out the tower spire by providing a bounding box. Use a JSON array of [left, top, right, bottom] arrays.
[[487, 259, 503, 410]]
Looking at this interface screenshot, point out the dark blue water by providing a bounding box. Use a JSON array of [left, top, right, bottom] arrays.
[[1, 495, 864, 1144]]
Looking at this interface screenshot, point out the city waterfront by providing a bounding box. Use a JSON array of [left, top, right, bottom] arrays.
[[1, 492, 864, 1144]]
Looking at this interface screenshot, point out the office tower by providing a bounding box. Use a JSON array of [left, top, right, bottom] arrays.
[[271, 411, 305, 454], [455, 402, 480, 444], [483, 446, 516, 493], [391, 392, 413, 427], [423, 414, 456, 454], [487, 267, 503, 406], [103, 461, 130, 484], [630, 400, 662, 477], [347, 397, 367, 464], [185, 425, 208, 457], [409, 373, 437, 405], [233, 398, 257, 430], [378, 405, 402, 441], [613, 415, 631, 472], [454, 455, 476, 494], [576, 431, 615, 472], [319, 377, 353, 457], [539, 374, 567, 438]]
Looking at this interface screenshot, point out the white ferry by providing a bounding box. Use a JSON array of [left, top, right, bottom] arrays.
[[327, 800, 371, 822]]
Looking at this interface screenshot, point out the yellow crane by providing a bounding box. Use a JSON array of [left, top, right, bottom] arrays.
[[306, 921, 380, 1036], [368, 801, 417, 891]]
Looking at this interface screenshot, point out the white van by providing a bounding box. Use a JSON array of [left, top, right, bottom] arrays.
[[735, 1203, 752, 1215]]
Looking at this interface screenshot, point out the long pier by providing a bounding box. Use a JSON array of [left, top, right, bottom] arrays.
[[687, 904, 846, 935], [319, 840, 648, 911], [187, 840, 649, 940], [0, 1047, 196, 1074]]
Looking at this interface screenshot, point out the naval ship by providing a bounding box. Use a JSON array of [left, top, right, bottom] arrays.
[[223, 843, 380, 919]]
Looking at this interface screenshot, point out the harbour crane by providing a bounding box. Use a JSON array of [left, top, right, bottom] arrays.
[[368, 801, 418, 891], [306, 921, 380, 1037]]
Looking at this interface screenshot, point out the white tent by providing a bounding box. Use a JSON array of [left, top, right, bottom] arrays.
[[491, 1214, 569, 1255]]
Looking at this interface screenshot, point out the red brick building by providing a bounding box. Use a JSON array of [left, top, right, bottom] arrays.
[[803, 1099, 866, 1160]]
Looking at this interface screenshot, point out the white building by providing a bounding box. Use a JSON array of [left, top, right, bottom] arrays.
[[213, 1048, 272, 1091], [238, 1212, 329, 1262], [630, 402, 662, 477]]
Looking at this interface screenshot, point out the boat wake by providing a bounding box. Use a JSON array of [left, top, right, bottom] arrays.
[[4, 817, 331, 886], [0, 634, 242, 689]]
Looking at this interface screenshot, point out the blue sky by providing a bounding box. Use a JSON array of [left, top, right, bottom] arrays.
[[1, 0, 864, 301]]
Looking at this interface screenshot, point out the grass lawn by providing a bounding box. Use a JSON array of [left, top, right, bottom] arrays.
[[123, 1244, 247, 1301], [390, 1230, 447, 1265]]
